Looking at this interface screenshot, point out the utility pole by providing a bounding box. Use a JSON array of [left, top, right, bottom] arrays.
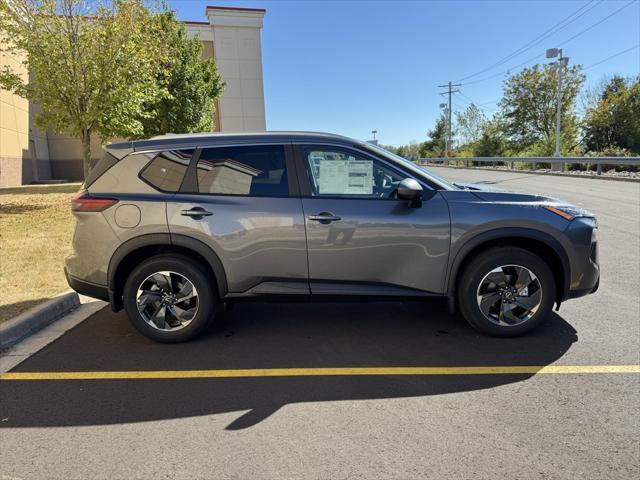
[[438, 103, 448, 156], [546, 48, 569, 171], [438, 81, 461, 159]]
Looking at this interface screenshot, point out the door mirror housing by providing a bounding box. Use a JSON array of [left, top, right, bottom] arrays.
[[397, 178, 423, 208]]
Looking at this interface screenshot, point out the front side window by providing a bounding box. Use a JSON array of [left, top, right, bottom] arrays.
[[303, 147, 404, 198], [140, 150, 194, 192], [196, 145, 288, 197]]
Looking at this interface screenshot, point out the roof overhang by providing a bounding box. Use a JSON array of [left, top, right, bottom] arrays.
[[205, 5, 265, 28]]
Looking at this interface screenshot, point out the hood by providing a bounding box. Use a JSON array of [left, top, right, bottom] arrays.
[[453, 182, 504, 192], [454, 182, 595, 218], [455, 181, 562, 203]]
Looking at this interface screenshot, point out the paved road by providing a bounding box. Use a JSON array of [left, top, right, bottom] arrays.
[[1, 168, 638, 479]]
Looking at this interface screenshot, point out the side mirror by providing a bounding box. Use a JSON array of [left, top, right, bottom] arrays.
[[397, 178, 423, 208]]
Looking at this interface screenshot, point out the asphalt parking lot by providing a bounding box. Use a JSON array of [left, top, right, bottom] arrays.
[[1, 168, 639, 479]]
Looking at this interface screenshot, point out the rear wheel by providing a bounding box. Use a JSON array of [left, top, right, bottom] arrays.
[[123, 254, 217, 342], [457, 247, 555, 337]]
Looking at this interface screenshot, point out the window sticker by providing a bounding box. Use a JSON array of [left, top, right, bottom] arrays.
[[317, 159, 373, 195], [345, 160, 373, 194]]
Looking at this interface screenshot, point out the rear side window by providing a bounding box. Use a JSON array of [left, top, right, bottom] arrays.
[[84, 152, 119, 188], [196, 145, 288, 197], [140, 150, 194, 192]]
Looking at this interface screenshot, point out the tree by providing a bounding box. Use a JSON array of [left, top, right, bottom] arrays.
[[137, 12, 224, 137], [474, 119, 506, 157], [455, 104, 487, 146], [499, 63, 585, 153], [420, 114, 448, 157], [0, 0, 167, 177], [582, 75, 640, 154]]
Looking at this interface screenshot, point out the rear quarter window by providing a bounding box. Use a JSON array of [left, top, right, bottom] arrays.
[[84, 152, 119, 188], [140, 150, 195, 192]]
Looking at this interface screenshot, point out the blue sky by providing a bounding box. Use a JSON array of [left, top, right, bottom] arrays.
[[169, 0, 640, 146]]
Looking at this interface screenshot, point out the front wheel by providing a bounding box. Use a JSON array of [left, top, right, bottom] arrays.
[[457, 247, 556, 337], [123, 254, 217, 343]]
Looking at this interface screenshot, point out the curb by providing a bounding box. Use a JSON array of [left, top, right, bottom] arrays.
[[0, 292, 80, 350], [424, 164, 640, 183]]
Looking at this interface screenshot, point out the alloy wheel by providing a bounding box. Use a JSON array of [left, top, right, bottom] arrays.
[[136, 271, 199, 331], [476, 265, 542, 326]]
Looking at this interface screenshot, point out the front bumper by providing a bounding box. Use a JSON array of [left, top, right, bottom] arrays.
[[569, 276, 599, 299], [64, 267, 110, 302], [564, 217, 600, 299]]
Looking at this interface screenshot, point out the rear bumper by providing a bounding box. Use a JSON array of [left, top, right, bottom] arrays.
[[64, 268, 109, 302]]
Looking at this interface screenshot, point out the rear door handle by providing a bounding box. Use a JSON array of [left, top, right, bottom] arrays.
[[181, 207, 213, 219], [308, 212, 342, 224]]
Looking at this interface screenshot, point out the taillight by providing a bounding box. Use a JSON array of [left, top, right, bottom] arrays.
[[71, 190, 118, 212]]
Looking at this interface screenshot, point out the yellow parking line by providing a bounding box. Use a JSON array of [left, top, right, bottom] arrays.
[[1, 365, 639, 380]]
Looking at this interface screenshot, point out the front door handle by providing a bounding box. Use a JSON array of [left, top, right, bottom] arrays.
[[308, 212, 342, 224], [181, 207, 213, 219]]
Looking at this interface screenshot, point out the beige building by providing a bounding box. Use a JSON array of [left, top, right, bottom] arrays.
[[0, 5, 266, 187]]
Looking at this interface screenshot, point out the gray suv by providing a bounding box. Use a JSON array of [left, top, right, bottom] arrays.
[[65, 132, 599, 342]]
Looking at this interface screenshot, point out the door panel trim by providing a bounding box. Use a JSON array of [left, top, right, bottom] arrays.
[[309, 281, 438, 297]]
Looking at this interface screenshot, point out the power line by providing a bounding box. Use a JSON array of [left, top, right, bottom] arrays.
[[454, 0, 602, 82], [455, 44, 638, 133], [460, 0, 637, 87], [583, 43, 640, 70], [455, 92, 499, 113], [461, 53, 545, 86], [558, 0, 637, 47], [457, 91, 500, 108]]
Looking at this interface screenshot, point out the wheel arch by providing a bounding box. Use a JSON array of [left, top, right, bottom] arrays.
[[108, 233, 228, 311], [446, 228, 571, 310]]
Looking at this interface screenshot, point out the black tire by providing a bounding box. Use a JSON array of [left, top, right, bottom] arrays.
[[123, 254, 217, 343], [457, 247, 556, 337]]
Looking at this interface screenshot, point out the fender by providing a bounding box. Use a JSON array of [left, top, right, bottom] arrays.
[[445, 227, 571, 307], [107, 233, 228, 310], [170, 234, 228, 297]]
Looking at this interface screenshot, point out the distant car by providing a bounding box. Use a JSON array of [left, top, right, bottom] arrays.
[[65, 132, 599, 342]]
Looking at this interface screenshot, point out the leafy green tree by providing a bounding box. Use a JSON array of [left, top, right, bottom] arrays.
[[138, 12, 224, 137], [381, 144, 401, 156], [420, 114, 448, 157], [474, 120, 506, 157], [582, 75, 640, 154], [1, 1, 163, 177], [499, 64, 584, 153], [455, 104, 487, 146]]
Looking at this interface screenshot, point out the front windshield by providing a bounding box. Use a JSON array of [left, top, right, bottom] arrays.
[[363, 143, 459, 190]]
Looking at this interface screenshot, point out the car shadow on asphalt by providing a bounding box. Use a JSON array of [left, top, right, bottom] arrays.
[[0, 301, 577, 430]]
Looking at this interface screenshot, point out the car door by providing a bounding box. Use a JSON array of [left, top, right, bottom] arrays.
[[166, 143, 309, 295], [295, 144, 450, 295]]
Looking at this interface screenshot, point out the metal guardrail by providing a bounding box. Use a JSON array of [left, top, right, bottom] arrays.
[[421, 156, 640, 175]]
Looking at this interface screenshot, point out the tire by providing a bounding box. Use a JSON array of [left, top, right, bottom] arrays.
[[457, 247, 556, 337], [123, 254, 217, 343]]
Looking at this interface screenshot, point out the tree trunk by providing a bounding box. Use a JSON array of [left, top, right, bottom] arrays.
[[81, 128, 91, 179]]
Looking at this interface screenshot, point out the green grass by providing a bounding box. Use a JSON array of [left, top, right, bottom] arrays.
[[0, 183, 81, 323]]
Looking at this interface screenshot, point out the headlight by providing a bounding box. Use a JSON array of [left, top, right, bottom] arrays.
[[543, 205, 594, 222]]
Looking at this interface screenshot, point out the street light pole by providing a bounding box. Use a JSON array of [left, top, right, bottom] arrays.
[[554, 49, 563, 159], [547, 47, 569, 171]]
